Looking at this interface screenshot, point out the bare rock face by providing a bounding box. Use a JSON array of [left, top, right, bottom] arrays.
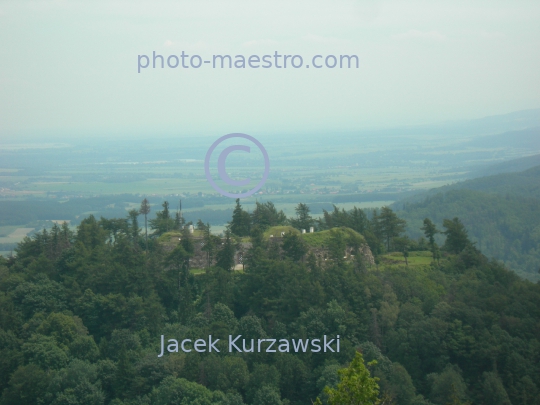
[[307, 243, 375, 266], [357, 244, 375, 265]]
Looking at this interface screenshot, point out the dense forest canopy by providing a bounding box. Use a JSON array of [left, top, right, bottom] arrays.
[[0, 198, 539, 405]]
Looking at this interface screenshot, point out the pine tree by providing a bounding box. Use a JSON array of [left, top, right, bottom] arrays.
[[377, 207, 406, 251], [60, 221, 73, 251], [421, 218, 440, 263], [230, 199, 251, 236], [139, 198, 151, 253], [252, 201, 286, 230], [149, 201, 175, 236], [290, 203, 314, 231], [421, 218, 439, 248], [174, 200, 184, 231], [127, 209, 140, 245], [216, 229, 236, 271], [442, 217, 472, 254], [50, 223, 60, 260], [371, 209, 382, 243], [196, 219, 208, 232], [350, 206, 369, 234], [282, 231, 308, 262], [201, 223, 221, 268]]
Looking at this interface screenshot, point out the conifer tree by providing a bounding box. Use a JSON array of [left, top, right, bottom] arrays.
[[421, 218, 439, 248], [230, 199, 251, 236], [377, 207, 406, 251], [282, 231, 308, 262], [127, 209, 140, 245], [216, 229, 236, 271], [201, 223, 220, 268], [442, 217, 472, 254], [290, 203, 314, 231], [139, 198, 151, 252]]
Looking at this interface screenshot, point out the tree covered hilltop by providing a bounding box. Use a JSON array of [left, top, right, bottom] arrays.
[[0, 200, 539, 405]]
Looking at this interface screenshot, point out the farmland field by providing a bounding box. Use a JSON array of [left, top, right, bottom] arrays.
[[0, 226, 35, 243], [0, 117, 539, 238]]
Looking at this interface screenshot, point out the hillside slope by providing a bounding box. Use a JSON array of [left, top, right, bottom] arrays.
[[394, 166, 540, 281]]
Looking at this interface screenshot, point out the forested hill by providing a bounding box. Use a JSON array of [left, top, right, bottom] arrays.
[[395, 165, 540, 281], [394, 164, 540, 204], [470, 154, 540, 178], [454, 164, 540, 198], [0, 210, 539, 405]]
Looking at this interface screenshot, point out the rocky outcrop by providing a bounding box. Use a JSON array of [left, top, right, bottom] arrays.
[[161, 232, 375, 269]]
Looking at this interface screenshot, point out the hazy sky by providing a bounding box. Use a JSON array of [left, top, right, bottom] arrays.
[[1, 0, 539, 138]]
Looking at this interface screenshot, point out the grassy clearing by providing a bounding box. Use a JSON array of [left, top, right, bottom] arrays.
[[263, 226, 300, 239], [302, 227, 366, 248], [157, 230, 205, 245]]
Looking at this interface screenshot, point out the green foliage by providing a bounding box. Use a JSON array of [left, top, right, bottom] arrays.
[[282, 231, 309, 262], [442, 218, 472, 255], [398, 188, 540, 280], [202, 224, 222, 268], [22, 334, 70, 370], [372, 207, 407, 252], [151, 376, 223, 405], [319, 205, 370, 236], [318, 205, 383, 256], [253, 385, 283, 405], [318, 351, 380, 405], [0, 364, 51, 405], [1, 206, 540, 405], [289, 203, 314, 232], [13, 274, 67, 318], [427, 365, 468, 405], [215, 230, 235, 271], [480, 372, 511, 405], [420, 219, 438, 249], [150, 201, 176, 237], [360, 342, 417, 405], [46, 359, 105, 405], [251, 202, 287, 230], [301, 227, 366, 249], [230, 199, 251, 237], [246, 363, 280, 403]]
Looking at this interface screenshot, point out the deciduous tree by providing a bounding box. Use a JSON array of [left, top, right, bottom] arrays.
[[315, 351, 380, 405]]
